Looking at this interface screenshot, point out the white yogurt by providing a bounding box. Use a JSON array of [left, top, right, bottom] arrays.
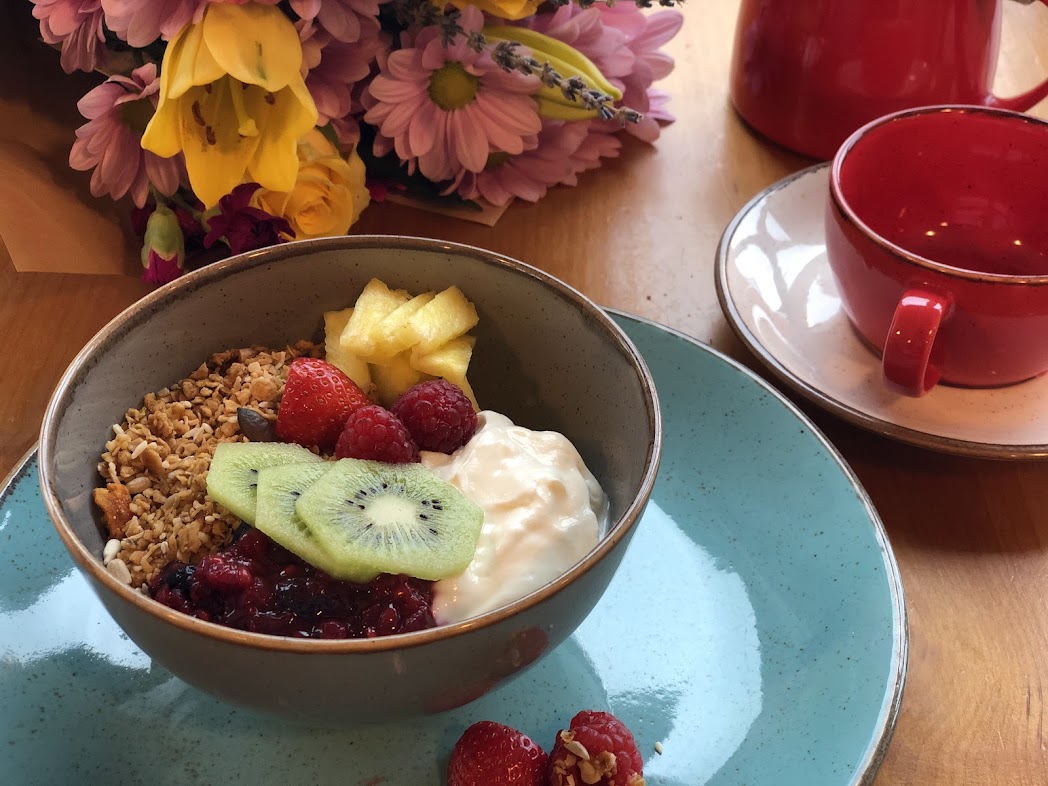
[[422, 411, 608, 624]]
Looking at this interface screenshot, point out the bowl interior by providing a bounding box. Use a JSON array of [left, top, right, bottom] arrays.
[[44, 238, 657, 581]]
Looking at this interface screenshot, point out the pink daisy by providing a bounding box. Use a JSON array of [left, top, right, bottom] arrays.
[[448, 120, 621, 206], [363, 6, 541, 183], [300, 20, 389, 127], [68, 63, 183, 207], [291, 0, 381, 44], [99, 0, 208, 46], [31, 0, 107, 74], [594, 5, 683, 142]]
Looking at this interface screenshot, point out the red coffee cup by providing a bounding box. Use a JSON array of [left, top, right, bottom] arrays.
[[730, 0, 1048, 160], [824, 105, 1048, 397]]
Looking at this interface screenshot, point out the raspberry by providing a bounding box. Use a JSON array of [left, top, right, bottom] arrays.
[[448, 721, 549, 786], [391, 380, 477, 453], [548, 711, 645, 786], [335, 405, 420, 463]]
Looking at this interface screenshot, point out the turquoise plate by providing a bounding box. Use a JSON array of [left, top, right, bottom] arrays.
[[0, 313, 905, 785]]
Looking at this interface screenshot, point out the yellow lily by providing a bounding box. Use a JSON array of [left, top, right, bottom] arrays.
[[141, 4, 318, 208], [483, 26, 622, 121], [447, 0, 540, 21]]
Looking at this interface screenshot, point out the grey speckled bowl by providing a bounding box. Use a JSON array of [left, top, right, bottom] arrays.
[[39, 236, 661, 725]]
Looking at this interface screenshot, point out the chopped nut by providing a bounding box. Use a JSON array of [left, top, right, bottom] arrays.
[[93, 484, 132, 538]]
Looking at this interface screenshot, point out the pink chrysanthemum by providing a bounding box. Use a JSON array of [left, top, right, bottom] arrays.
[[99, 0, 207, 46], [68, 63, 182, 207], [300, 20, 389, 127], [448, 119, 621, 206], [594, 4, 683, 142], [31, 0, 107, 74], [363, 6, 541, 182], [291, 0, 381, 44]]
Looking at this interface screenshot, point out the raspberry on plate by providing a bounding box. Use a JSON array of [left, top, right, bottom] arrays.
[[335, 405, 420, 463], [391, 379, 477, 454], [448, 721, 549, 786], [275, 358, 370, 451], [548, 710, 645, 786]]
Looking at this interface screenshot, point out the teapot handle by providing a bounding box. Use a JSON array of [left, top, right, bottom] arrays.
[[990, 0, 1048, 110]]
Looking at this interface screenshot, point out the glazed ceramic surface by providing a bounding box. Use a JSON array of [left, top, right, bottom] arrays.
[[717, 164, 1048, 457], [37, 237, 660, 724], [827, 106, 1048, 395], [1, 312, 905, 785], [729, 0, 1048, 159]]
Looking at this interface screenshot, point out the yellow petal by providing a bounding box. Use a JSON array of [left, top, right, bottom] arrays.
[[141, 96, 182, 158], [142, 26, 189, 157], [243, 82, 317, 193], [202, 4, 303, 92], [168, 21, 225, 99], [179, 80, 261, 208]]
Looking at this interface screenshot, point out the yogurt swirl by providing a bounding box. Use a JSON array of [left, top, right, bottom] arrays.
[[422, 411, 608, 624]]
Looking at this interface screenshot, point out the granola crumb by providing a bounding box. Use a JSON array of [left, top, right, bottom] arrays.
[[95, 343, 321, 588]]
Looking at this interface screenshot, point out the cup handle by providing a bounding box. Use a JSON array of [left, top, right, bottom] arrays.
[[989, 0, 1048, 111], [882, 289, 950, 396]]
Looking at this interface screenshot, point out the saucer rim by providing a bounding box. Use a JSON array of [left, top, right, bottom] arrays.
[[715, 162, 1048, 460]]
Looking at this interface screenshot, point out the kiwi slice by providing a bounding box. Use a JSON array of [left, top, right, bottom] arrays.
[[206, 442, 323, 524], [296, 459, 484, 583], [254, 463, 346, 577]]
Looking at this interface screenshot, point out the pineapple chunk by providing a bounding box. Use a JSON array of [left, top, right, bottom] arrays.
[[370, 292, 436, 361], [401, 286, 479, 357], [323, 308, 372, 393], [340, 279, 409, 359], [371, 352, 425, 407], [412, 336, 479, 411], [412, 335, 475, 380]]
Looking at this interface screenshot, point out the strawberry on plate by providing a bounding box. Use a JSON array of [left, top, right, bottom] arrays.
[[448, 721, 548, 786], [275, 358, 371, 451]]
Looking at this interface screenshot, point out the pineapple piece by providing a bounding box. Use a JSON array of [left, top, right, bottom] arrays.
[[323, 308, 372, 393], [401, 286, 479, 358], [370, 292, 436, 361], [412, 335, 475, 381], [412, 336, 479, 411], [371, 352, 425, 407], [340, 279, 409, 360]]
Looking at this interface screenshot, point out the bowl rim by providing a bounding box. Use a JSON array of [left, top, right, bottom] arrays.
[[39, 235, 662, 653]]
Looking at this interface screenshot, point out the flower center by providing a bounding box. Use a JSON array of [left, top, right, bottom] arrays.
[[428, 62, 479, 111], [121, 98, 157, 134]]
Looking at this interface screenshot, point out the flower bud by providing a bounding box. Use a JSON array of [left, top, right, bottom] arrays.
[[141, 203, 185, 285], [482, 26, 622, 121]]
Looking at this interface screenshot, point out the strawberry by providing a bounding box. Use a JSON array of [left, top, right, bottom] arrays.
[[447, 721, 549, 786], [275, 358, 370, 451]]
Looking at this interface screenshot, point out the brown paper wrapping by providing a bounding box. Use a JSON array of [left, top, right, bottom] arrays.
[[0, 0, 138, 276]]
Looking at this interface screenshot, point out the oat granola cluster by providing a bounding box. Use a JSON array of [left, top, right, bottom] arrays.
[[94, 341, 322, 588]]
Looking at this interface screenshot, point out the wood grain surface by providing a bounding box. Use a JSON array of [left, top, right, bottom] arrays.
[[2, 1, 1048, 783]]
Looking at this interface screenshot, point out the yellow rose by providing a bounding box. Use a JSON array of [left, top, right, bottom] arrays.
[[251, 129, 370, 240], [445, 0, 540, 21], [141, 4, 318, 208]]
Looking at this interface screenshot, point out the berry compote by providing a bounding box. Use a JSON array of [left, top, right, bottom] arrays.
[[149, 527, 437, 639]]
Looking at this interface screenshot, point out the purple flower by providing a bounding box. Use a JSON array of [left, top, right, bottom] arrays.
[[203, 184, 293, 255], [100, 0, 208, 47]]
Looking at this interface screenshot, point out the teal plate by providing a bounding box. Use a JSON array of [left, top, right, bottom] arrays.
[[0, 313, 905, 785]]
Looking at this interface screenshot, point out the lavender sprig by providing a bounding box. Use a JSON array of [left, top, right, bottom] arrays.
[[389, 0, 644, 123]]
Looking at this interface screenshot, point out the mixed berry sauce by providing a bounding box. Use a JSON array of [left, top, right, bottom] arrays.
[[149, 527, 436, 639]]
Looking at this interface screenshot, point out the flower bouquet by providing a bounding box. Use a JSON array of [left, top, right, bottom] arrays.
[[29, 0, 684, 283]]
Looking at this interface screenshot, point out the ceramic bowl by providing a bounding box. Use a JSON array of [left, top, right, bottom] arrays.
[[38, 236, 661, 725]]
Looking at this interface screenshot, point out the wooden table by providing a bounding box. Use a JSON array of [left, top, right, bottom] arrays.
[[3, 1, 1048, 783]]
